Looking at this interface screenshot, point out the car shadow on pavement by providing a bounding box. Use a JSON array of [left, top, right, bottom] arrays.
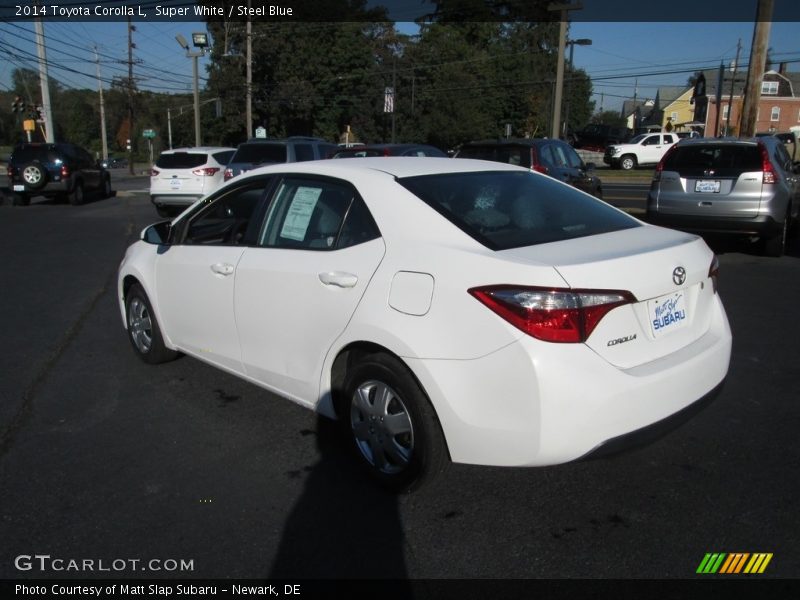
[[268, 414, 412, 582], [705, 232, 800, 259]]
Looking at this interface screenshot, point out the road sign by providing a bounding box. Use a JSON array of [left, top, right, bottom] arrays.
[[142, 129, 156, 139], [23, 119, 36, 132], [255, 127, 266, 139]]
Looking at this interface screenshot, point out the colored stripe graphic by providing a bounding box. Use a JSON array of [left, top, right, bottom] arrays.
[[697, 552, 773, 574]]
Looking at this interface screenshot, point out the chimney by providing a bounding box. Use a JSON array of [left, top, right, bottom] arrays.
[[779, 62, 787, 75]]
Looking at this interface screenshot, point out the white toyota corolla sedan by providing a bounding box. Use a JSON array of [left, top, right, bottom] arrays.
[[118, 158, 731, 490]]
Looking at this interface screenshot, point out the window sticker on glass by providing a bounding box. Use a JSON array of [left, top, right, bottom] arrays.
[[280, 187, 322, 241]]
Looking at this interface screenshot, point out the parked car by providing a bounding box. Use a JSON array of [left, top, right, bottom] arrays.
[[604, 132, 679, 170], [6, 142, 112, 206], [573, 124, 632, 150], [118, 157, 731, 491], [329, 143, 447, 158], [224, 137, 336, 182], [150, 147, 235, 217], [756, 131, 799, 162], [102, 156, 128, 169], [646, 136, 800, 256], [456, 138, 603, 198]]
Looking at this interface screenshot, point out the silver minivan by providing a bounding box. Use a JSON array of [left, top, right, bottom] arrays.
[[646, 137, 800, 256]]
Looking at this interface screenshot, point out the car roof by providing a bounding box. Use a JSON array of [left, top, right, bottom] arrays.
[[234, 156, 523, 180], [673, 137, 766, 147], [160, 147, 236, 154], [461, 138, 554, 147]]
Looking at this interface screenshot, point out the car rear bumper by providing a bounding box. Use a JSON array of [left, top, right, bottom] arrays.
[[645, 209, 783, 237], [406, 293, 731, 467], [150, 194, 203, 207], [11, 180, 72, 195]]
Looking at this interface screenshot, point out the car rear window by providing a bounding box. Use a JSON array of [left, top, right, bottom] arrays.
[[663, 144, 762, 177], [458, 146, 532, 168], [232, 143, 287, 164], [156, 153, 208, 169], [398, 171, 640, 250], [11, 146, 53, 163]]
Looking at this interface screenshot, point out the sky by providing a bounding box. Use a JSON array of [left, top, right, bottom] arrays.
[[1, 18, 798, 116]]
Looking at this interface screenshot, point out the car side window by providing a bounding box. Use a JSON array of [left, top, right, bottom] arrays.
[[258, 178, 377, 250], [294, 144, 315, 162], [642, 136, 659, 146], [183, 179, 271, 246], [538, 145, 555, 168], [774, 143, 791, 170], [563, 144, 584, 169], [663, 135, 674, 144], [551, 144, 569, 167]]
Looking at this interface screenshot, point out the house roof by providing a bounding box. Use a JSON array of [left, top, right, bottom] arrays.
[[620, 99, 652, 118], [656, 86, 689, 108]]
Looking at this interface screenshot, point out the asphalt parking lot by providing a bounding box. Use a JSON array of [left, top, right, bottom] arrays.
[[0, 184, 799, 584]]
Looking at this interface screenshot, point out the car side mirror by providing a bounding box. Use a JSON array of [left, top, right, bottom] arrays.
[[142, 220, 172, 245], [584, 162, 596, 171]]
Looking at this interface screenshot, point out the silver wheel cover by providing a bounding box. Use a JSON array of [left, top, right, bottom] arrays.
[[350, 380, 414, 474], [128, 297, 153, 353]]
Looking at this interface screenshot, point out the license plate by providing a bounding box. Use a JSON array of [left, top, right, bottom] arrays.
[[169, 179, 182, 190], [648, 291, 688, 338], [695, 180, 720, 193], [13, 185, 25, 192]]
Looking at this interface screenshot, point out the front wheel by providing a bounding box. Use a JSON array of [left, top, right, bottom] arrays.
[[620, 155, 637, 170], [341, 353, 448, 492], [125, 283, 178, 364]]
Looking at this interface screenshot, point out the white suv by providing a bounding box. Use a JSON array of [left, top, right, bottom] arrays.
[[604, 133, 678, 170], [150, 147, 235, 216]]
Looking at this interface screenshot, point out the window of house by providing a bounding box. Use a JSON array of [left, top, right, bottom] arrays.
[[671, 112, 678, 121], [771, 106, 781, 122], [761, 81, 779, 95], [722, 104, 729, 120]]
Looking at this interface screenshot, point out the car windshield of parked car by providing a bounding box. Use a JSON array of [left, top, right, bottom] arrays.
[[156, 153, 208, 169], [233, 144, 288, 164], [398, 171, 640, 250], [662, 144, 762, 177]]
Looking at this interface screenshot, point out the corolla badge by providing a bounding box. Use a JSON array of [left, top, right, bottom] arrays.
[[673, 266, 686, 286]]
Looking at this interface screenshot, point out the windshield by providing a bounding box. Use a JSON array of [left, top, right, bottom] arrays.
[[398, 171, 640, 251]]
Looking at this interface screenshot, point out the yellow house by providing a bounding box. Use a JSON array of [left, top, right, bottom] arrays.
[[659, 87, 695, 131]]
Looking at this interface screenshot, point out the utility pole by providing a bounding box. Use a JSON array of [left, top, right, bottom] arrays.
[[246, 2, 252, 139], [739, 0, 773, 138], [547, 2, 583, 139], [725, 38, 742, 136], [391, 58, 397, 143], [33, 13, 55, 142], [94, 47, 108, 163], [127, 17, 135, 174], [167, 108, 173, 150]]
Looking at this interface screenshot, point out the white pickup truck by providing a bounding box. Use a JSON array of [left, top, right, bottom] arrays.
[[603, 132, 679, 170]]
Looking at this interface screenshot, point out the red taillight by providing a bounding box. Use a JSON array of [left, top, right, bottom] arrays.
[[223, 168, 234, 181], [192, 167, 220, 176], [469, 286, 636, 343], [6, 165, 14, 177], [60, 165, 69, 178], [151, 168, 160, 177], [758, 142, 778, 184], [708, 255, 719, 294]]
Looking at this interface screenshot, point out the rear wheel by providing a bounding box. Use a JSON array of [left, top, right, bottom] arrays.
[[69, 181, 84, 206], [340, 353, 448, 492], [101, 176, 113, 199], [12, 193, 30, 206], [125, 283, 178, 364], [620, 155, 637, 170], [762, 213, 788, 257]]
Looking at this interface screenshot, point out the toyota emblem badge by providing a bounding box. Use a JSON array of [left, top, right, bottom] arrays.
[[672, 266, 686, 286]]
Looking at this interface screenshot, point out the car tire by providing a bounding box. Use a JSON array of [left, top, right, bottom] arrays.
[[69, 181, 84, 206], [340, 353, 448, 492], [21, 161, 48, 190], [620, 155, 637, 170], [102, 176, 113, 199], [762, 214, 788, 257], [12, 193, 30, 206], [125, 283, 179, 364]]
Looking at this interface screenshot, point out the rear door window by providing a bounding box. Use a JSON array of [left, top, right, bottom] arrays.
[[293, 144, 315, 162], [156, 153, 208, 169]]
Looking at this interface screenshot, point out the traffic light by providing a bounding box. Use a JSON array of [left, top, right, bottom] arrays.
[[11, 96, 25, 113]]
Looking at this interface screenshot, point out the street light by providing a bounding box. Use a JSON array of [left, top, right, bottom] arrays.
[[563, 38, 592, 139], [176, 32, 209, 147]]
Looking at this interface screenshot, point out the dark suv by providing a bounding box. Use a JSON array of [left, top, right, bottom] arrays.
[[7, 142, 112, 206], [456, 138, 603, 198], [224, 136, 337, 182]]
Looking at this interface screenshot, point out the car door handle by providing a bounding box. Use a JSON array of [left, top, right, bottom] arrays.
[[318, 272, 358, 288], [210, 263, 235, 276]]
